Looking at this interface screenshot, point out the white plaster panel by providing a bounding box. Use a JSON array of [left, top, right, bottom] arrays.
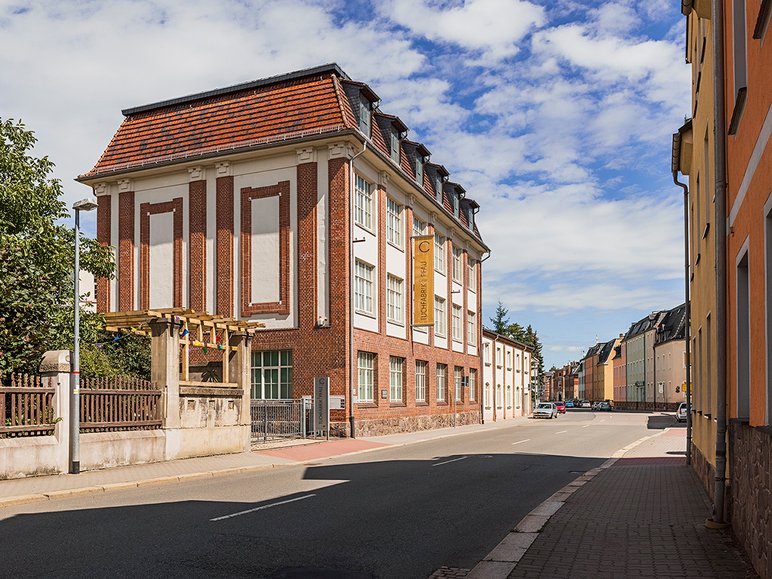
[[250, 196, 280, 304], [353, 210, 379, 332], [435, 335, 448, 349], [386, 321, 406, 339], [109, 190, 118, 312], [149, 211, 174, 309], [205, 171, 216, 314], [467, 289, 478, 311], [316, 147, 329, 322], [234, 166, 297, 329], [451, 280, 463, 306], [434, 270, 448, 300], [453, 340, 464, 353], [412, 327, 429, 344]]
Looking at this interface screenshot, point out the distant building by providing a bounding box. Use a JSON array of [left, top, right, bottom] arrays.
[[481, 329, 532, 421], [612, 340, 626, 404], [653, 303, 687, 411]]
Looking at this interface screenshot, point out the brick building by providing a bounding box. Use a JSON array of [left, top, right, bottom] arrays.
[[78, 64, 489, 437]]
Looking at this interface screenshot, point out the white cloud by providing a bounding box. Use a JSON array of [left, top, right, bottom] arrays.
[[380, 0, 545, 60]]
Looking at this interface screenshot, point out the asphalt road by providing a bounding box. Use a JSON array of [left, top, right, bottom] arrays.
[[0, 411, 670, 579]]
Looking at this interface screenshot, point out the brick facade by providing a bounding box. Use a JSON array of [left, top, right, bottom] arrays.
[[188, 179, 207, 312], [118, 190, 135, 311], [215, 176, 234, 317], [96, 194, 111, 312]]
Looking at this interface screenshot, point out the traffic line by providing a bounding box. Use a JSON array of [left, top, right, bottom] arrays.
[[432, 456, 468, 467], [511, 439, 531, 446], [555, 431, 567, 434], [582, 424, 591, 428], [210, 494, 316, 521]]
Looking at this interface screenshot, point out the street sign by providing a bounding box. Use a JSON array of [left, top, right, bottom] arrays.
[[313, 377, 330, 439]]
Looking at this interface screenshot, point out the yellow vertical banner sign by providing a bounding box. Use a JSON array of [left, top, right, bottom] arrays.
[[413, 235, 434, 326]]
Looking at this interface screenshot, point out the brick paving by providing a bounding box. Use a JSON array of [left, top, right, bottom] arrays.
[[508, 457, 757, 579]]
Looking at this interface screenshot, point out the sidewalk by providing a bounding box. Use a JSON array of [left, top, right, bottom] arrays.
[[0, 416, 530, 507], [469, 427, 758, 579]]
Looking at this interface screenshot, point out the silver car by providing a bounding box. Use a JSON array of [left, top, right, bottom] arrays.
[[534, 402, 557, 419], [676, 402, 688, 422]]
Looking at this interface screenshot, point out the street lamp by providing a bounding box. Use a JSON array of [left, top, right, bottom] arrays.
[[71, 198, 98, 474]]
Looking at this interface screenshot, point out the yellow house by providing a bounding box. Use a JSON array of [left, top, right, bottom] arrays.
[[673, 1, 718, 498]]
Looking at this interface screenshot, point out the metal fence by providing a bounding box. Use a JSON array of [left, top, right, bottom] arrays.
[[81, 376, 162, 432], [0, 373, 57, 438], [250, 398, 312, 442]]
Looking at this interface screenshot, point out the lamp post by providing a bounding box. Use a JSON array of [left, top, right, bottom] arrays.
[[71, 198, 99, 474]]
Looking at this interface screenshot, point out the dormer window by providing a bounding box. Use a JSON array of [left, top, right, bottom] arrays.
[[435, 180, 443, 204], [415, 157, 423, 185], [467, 206, 475, 230], [453, 192, 460, 217], [359, 98, 371, 136], [390, 130, 400, 164]]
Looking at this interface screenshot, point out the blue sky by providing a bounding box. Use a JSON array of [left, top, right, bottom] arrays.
[[0, 0, 691, 368]]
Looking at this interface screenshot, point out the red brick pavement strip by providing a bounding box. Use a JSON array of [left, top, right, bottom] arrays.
[[255, 438, 390, 461], [506, 458, 758, 579]]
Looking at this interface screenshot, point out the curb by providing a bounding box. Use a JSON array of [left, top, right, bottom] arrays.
[[466, 430, 666, 579]]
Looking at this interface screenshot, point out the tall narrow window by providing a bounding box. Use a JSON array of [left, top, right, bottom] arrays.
[[467, 311, 476, 345], [434, 233, 445, 272], [359, 98, 371, 136], [416, 360, 427, 403], [737, 250, 750, 419], [706, 314, 712, 416], [453, 193, 460, 217], [484, 342, 491, 365], [386, 274, 403, 324], [452, 247, 463, 282], [355, 260, 375, 314], [468, 258, 477, 291], [357, 351, 375, 402], [454, 366, 463, 402], [469, 369, 476, 402], [413, 216, 427, 236], [436, 364, 447, 402], [733, 0, 748, 97], [390, 130, 400, 164], [434, 296, 446, 336], [435, 176, 443, 204], [452, 304, 463, 342], [390, 356, 404, 403], [354, 175, 374, 230], [386, 198, 403, 248]]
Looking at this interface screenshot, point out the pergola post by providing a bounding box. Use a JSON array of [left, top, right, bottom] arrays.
[[229, 331, 252, 444], [150, 318, 181, 429]]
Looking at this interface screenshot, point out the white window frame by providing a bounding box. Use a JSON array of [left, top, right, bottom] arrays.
[[452, 304, 463, 342], [434, 296, 446, 337], [355, 260, 375, 315], [386, 198, 403, 248], [468, 258, 476, 291], [484, 342, 491, 365], [358, 351, 375, 402], [469, 369, 476, 402], [467, 311, 476, 345], [416, 360, 427, 403], [390, 356, 404, 403], [386, 274, 403, 324], [413, 216, 427, 236], [436, 364, 447, 402], [354, 175, 374, 231], [434, 233, 445, 273], [452, 246, 463, 282], [454, 366, 463, 402]]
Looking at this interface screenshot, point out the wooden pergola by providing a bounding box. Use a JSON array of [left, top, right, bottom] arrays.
[[104, 308, 263, 384]]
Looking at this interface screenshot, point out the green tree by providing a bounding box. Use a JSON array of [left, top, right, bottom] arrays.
[[490, 300, 510, 334], [0, 118, 114, 378], [525, 324, 545, 387]]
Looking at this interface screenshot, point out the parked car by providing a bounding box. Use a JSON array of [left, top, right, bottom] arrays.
[[676, 402, 688, 422], [598, 401, 612, 411], [534, 402, 558, 419], [591, 401, 601, 410], [581, 400, 592, 408], [565, 400, 574, 408], [555, 401, 567, 414]]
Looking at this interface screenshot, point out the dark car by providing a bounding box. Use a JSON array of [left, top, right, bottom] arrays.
[[598, 400, 613, 411], [555, 401, 567, 414]]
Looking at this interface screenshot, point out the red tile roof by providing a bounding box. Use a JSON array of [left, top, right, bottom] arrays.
[[82, 63, 486, 246]]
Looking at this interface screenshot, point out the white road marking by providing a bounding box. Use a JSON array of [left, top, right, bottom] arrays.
[[210, 494, 316, 521], [512, 439, 531, 445], [582, 424, 591, 428], [432, 456, 468, 467], [556, 430, 567, 434]]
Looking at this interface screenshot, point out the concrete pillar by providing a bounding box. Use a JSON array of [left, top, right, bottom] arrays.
[[229, 331, 252, 449], [39, 350, 72, 472], [149, 319, 181, 429]]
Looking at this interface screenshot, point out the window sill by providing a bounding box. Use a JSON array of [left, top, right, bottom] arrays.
[[387, 318, 405, 327], [728, 87, 747, 135], [387, 240, 404, 252], [416, 401, 429, 406], [355, 222, 376, 236], [356, 309, 377, 319], [357, 402, 378, 408], [390, 402, 406, 407], [702, 222, 710, 240], [436, 401, 448, 406]]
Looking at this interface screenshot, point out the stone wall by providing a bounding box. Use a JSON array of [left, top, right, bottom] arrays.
[[690, 441, 715, 503], [728, 420, 771, 579], [355, 410, 480, 437]]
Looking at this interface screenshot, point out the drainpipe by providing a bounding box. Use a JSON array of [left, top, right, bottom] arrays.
[[348, 140, 367, 438], [711, 0, 728, 527], [673, 171, 693, 465]]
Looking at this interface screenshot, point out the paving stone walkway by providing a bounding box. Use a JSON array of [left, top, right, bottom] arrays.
[[508, 457, 757, 579]]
